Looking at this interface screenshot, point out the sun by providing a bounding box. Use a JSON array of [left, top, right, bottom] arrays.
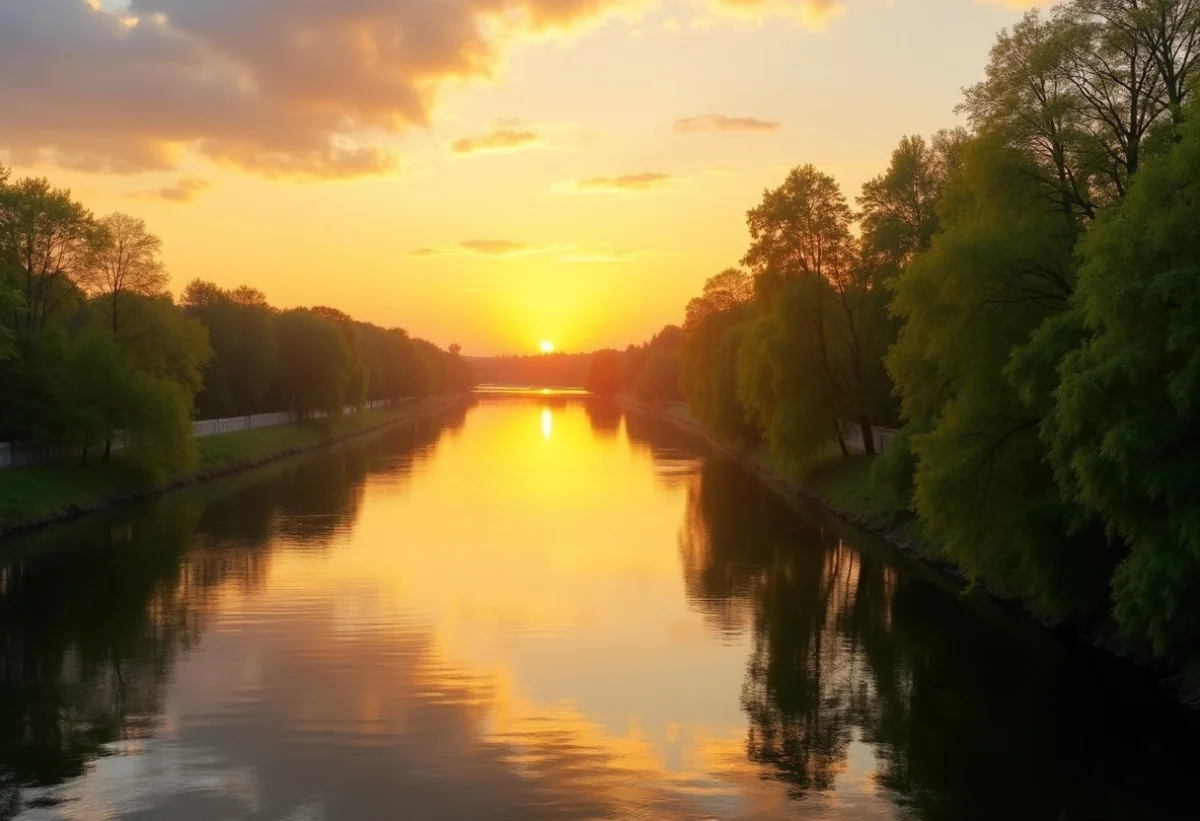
[[540, 340, 555, 354]]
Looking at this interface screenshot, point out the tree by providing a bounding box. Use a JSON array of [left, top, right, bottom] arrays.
[[680, 269, 757, 441], [961, 11, 1099, 219], [80, 213, 168, 335], [742, 165, 887, 455], [859, 130, 966, 276], [182, 280, 278, 418], [0, 177, 95, 340], [886, 132, 1112, 618], [634, 349, 682, 404], [66, 324, 198, 473], [312, 305, 369, 410], [275, 309, 352, 419], [738, 280, 855, 467], [1032, 104, 1200, 653], [584, 349, 623, 396]]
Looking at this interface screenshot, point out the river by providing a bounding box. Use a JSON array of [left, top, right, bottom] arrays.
[[0, 391, 1196, 821]]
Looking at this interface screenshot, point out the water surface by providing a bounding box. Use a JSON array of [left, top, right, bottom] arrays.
[[1, 394, 1196, 820]]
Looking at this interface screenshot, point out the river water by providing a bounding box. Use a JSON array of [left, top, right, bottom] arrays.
[[0, 392, 1196, 821]]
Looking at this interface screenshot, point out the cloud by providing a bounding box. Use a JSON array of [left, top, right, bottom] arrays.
[[458, 239, 536, 256], [129, 175, 210, 203], [0, 0, 640, 178], [449, 128, 544, 156], [674, 114, 781, 134], [701, 0, 845, 29], [410, 240, 551, 258], [566, 172, 677, 193], [558, 249, 644, 263]]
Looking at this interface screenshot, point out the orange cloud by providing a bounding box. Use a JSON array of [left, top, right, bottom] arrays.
[[0, 0, 640, 178], [129, 176, 211, 203], [450, 129, 544, 155], [674, 114, 781, 133], [566, 172, 677, 193]]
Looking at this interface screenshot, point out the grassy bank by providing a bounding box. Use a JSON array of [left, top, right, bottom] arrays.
[[630, 397, 912, 532], [0, 397, 460, 537]]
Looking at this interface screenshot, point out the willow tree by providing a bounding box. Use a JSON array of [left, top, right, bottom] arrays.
[[679, 268, 757, 441], [738, 165, 889, 458], [1030, 104, 1200, 654]]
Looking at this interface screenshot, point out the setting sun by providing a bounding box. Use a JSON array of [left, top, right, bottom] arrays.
[[540, 340, 555, 354]]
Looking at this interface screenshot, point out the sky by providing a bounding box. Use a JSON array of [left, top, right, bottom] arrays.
[[1, 0, 1030, 355]]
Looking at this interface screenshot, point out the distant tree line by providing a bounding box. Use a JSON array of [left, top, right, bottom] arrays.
[[469, 352, 592, 387], [0, 166, 474, 475], [599, 0, 1200, 668], [584, 325, 683, 404]]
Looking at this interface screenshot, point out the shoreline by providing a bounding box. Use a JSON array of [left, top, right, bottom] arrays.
[[615, 394, 1200, 711], [0, 394, 466, 539]]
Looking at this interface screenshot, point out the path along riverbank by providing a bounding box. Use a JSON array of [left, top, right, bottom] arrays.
[[0, 395, 465, 539], [615, 394, 1200, 710]]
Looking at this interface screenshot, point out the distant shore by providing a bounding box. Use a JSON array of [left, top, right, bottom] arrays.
[[0, 395, 465, 539], [614, 394, 1200, 711]]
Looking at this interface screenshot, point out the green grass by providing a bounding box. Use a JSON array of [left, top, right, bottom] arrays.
[[802, 454, 901, 527], [0, 400, 441, 536]]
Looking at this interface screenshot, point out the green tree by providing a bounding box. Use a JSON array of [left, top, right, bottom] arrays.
[[1032, 106, 1200, 654], [886, 132, 1111, 618], [66, 325, 199, 473], [182, 280, 278, 418], [584, 349, 623, 396], [79, 213, 168, 335], [738, 280, 854, 467], [0, 177, 95, 340], [859, 130, 966, 277], [313, 306, 369, 410], [680, 269, 757, 441], [741, 165, 888, 455], [275, 309, 352, 418]]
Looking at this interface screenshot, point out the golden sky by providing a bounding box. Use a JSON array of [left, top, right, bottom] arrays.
[[1, 0, 1028, 354]]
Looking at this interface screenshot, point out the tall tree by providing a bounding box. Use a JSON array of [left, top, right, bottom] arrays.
[[80, 213, 168, 335], [742, 165, 886, 454], [679, 269, 757, 441], [275, 309, 352, 419], [1030, 102, 1200, 654], [0, 177, 94, 339], [886, 132, 1112, 618], [859, 130, 967, 276]]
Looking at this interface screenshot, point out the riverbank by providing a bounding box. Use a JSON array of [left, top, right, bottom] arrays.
[[0, 395, 464, 538], [616, 394, 1200, 708]]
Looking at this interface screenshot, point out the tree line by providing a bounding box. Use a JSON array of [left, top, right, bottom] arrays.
[[599, 0, 1200, 668], [0, 167, 474, 475]]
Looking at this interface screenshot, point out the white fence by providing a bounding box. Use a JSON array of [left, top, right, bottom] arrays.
[[842, 422, 898, 455], [0, 399, 394, 469]]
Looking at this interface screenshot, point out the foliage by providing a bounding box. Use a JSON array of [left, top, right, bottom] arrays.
[[739, 164, 892, 457], [1035, 106, 1200, 652], [633, 349, 681, 404], [679, 269, 757, 441], [584, 349, 623, 396], [275, 309, 353, 419], [79, 212, 168, 334]]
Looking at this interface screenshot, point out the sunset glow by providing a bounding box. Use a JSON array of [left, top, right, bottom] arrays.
[[540, 340, 555, 354], [0, 0, 1028, 354]]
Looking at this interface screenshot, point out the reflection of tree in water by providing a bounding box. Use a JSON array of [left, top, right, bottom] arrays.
[[679, 458, 1200, 820], [622, 410, 700, 491], [583, 398, 622, 437], [0, 408, 466, 819]]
